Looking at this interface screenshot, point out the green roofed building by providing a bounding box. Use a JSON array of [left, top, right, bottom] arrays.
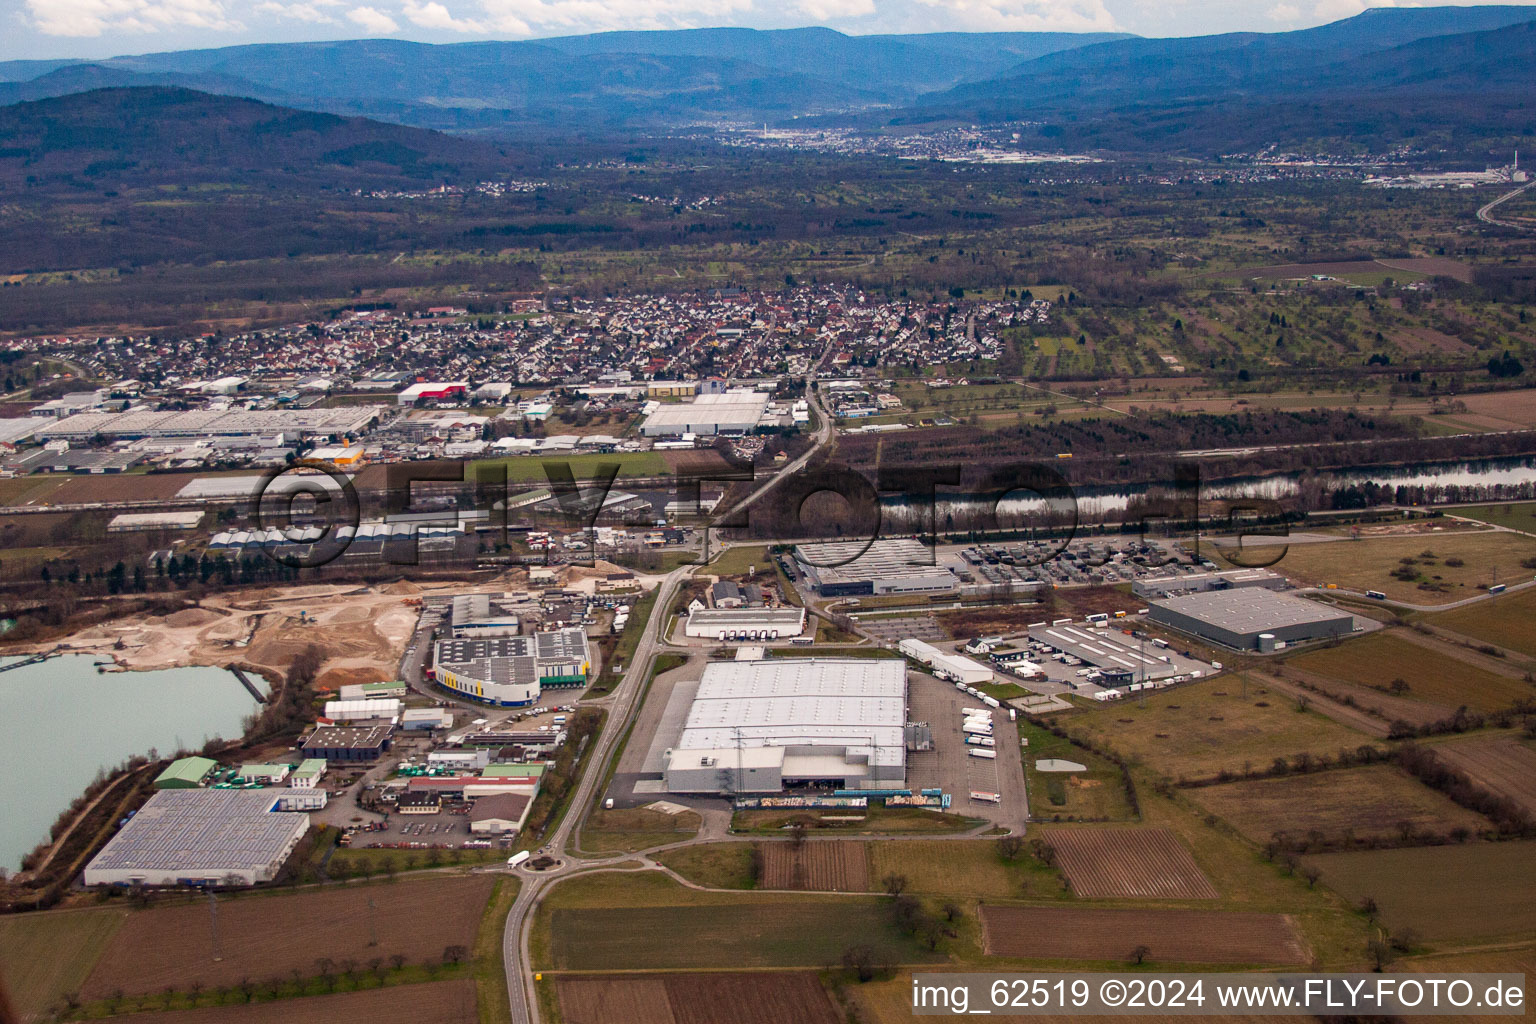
[[154, 756, 218, 789], [290, 759, 328, 789]]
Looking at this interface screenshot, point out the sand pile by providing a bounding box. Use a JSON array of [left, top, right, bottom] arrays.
[[165, 608, 221, 628]]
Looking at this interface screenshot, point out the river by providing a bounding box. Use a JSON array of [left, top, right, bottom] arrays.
[[0, 655, 265, 873], [885, 456, 1536, 523]]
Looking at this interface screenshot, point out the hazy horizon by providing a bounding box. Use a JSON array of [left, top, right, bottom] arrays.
[[4, 0, 1536, 63]]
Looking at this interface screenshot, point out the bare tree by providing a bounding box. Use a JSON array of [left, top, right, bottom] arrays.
[[1130, 945, 1151, 965]]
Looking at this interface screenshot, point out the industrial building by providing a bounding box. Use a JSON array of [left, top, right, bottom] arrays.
[[794, 538, 958, 597], [663, 658, 909, 795], [430, 627, 591, 706], [1027, 622, 1181, 682], [237, 763, 291, 784], [289, 759, 327, 788], [401, 708, 454, 731], [83, 788, 324, 887], [397, 381, 468, 406], [302, 725, 393, 762], [898, 638, 993, 685], [153, 756, 218, 789], [39, 406, 382, 441], [339, 680, 407, 700], [449, 593, 521, 638], [469, 793, 534, 835], [640, 389, 771, 437], [107, 511, 205, 533], [322, 697, 403, 722], [1132, 567, 1287, 600], [684, 606, 807, 640], [1148, 589, 1356, 651]]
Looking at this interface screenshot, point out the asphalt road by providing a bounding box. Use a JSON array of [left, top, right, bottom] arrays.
[[501, 566, 688, 1024]]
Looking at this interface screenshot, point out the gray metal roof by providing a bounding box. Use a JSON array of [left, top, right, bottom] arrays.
[[86, 789, 310, 876], [1151, 588, 1354, 633]]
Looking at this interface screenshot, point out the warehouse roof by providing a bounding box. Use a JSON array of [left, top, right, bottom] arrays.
[[154, 756, 217, 787], [674, 658, 907, 769], [642, 389, 770, 431], [1150, 588, 1353, 633], [86, 789, 311, 877], [303, 725, 392, 751]]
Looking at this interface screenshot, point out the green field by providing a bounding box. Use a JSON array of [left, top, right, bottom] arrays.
[[1020, 720, 1137, 821], [533, 871, 939, 970], [1431, 587, 1536, 659], [705, 544, 775, 577], [1219, 531, 1536, 606], [1305, 843, 1536, 944], [1284, 632, 1535, 713], [654, 842, 760, 890], [1065, 678, 1371, 781], [1185, 764, 1490, 845], [580, 807, 700, 854], [0, 907, 126, 1019], [1447, 502, 1536, 534]]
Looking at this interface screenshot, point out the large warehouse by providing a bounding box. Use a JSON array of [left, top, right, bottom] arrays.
[[640, 389, 771, 437], [1148, 589, 1356, 651], [684, 606, 807, 640], [430, 627, 591, 706], [664, 658, 909, 794], [84, 788, 325, 887], [794, 538, 958, 597]]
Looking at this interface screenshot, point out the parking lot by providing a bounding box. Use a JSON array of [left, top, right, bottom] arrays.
[[939, 538, 1208, 590], [905, 671, 1028, 831]]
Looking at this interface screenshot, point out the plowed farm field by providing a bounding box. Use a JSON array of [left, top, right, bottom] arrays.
[[557, 973, 838, 1024], [1044, 827, 1218, 899], [1433, 736, 1536, 818], [84, 876, 493, 997], [761, 842, 870, 891], [980, 907, 1309, 965], [105, 980, 476, 1024]]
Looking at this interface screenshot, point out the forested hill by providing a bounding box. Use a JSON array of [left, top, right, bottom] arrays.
[[0, 87, 515, 191]]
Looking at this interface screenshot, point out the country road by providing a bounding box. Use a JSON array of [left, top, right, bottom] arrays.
[[1476, 181, 1535, 229], [501, 566, 687, 1024]]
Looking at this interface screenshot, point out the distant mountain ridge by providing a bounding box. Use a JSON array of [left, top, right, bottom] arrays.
[[0, 28, 1126, 126], [0, 7, 1531, 151]]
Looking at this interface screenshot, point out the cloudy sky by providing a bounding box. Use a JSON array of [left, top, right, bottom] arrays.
[[4, 0, 1532, 61]]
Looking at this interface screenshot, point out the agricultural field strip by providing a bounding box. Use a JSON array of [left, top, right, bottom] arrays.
[[1044, 828, 1219, 900], [979, 906, 1311, 965]]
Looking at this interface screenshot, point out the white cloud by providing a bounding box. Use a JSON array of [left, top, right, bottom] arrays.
[[255, 0, 340, 22], [345, 3, 398, 30], [793, 0, 876, 19], [402, 0, 483, 30], [908, 0, 1119, 31], [472, 0, 753, 36], [25, 0, 242, 37], [1267, 2, 1300, 21]]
